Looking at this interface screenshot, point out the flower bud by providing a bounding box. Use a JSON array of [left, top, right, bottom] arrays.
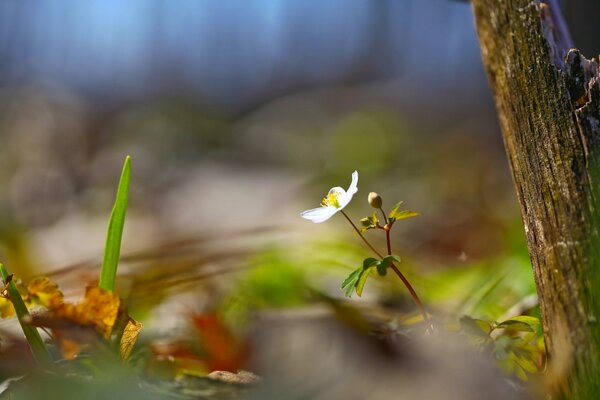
[[367, 192, 383, 208]]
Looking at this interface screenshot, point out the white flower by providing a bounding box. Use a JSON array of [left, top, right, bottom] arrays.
[[301, 171, 358, 223]]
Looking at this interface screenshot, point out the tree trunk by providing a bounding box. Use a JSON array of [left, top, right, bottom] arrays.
[[471, 0, 600, 396]]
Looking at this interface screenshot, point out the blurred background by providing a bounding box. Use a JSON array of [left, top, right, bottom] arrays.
[[0, 0, 598, 396]]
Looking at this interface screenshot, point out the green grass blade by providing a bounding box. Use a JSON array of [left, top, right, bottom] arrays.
[[0, 263, 52, 367], [99, 156, 131, 292]]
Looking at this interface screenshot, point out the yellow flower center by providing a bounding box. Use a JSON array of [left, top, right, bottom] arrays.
[[321, 189, 341, 208]]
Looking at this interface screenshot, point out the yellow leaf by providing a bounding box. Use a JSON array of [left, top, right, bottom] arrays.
[[26, 277, 64, 308], [0, 297, 15, 318], [53, 286, 121, 339], [120, 318, 142, 360]]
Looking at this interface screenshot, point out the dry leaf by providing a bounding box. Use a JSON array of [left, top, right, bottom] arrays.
[[120, 318, 142, 360], [193, 313, 248, 372], [26, 277, 64, 308], [52, 286, 121, 339], [0, 297, 15, 318]]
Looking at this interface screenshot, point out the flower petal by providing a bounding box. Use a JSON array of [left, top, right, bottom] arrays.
[[337, 171, 358, 209], [300, 206, 338, 223], [347, 170, 358, 195]]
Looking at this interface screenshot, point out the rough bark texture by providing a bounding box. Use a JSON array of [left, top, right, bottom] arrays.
[[471, 0, 600, 396]]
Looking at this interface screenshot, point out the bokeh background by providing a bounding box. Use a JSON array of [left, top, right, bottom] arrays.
[[0, 0, 598, 395]]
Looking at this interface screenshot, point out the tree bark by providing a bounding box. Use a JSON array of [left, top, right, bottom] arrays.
[[471, 0, 600, 396]]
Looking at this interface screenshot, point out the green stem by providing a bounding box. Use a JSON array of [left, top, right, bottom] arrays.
[[0, 263, 52, 367], [340, 210, 384, 258], [379, 207, 389, 226], [341, 210, 431, 330], [384, 228, 431, 329]]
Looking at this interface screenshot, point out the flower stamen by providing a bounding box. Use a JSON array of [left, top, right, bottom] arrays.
[[321, 189, 341, 208]]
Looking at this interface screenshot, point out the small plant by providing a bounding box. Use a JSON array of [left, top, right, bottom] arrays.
[[459, 315, 544, 380], [301, 171, 430, 329], [0, 155, 141, 365]]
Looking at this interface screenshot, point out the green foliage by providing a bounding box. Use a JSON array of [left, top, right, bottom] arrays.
[[341, 255, 401, 298], [359, 212, 379, 232], [496, 316, 540, 332], [99, 156, 131, 292], [459, 315, 491, 338], [388, 201, 419, 225], [459, 313, 543, 381], [0, 263, 52, 367], [341, 267, 363, 297]]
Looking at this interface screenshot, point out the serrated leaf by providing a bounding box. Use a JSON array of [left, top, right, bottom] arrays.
[[341, 267, 363, 297], [459, 315, 492, 337]]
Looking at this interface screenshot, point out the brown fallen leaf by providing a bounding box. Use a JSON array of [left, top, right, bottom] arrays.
[[26, 277, 64, 308], [51, 286, 121, 340], [120, 318, 142, 360], [0, 297, 15, 318], [31, 286, 123, 359]]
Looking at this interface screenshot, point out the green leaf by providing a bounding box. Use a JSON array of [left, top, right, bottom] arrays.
[[356, 267, 376, 297], [459, 315, 492, 337], [377, 255, 401, 276], [382, 255, 401, 264], [389, 210, 420, 223], [341, 267, 363, 298], [387, 202, 403, 220], [497, 316, 540, 332], [0, 263, 52, 367], [99, 156, 131, 293], [500, 315, 540, 326], [359, 212, 379, 232], [497, 321, 534, 332], [362, 257, 380, 270]]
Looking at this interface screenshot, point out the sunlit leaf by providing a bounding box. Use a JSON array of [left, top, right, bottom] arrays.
[[355, 267, 375, 297], [99, 156, 131, 292], [52, 286, 122, 340], [120, 318, 142, 360], [389, 210, 420, 223], [359, 212, 379, 232], [516, 356, 538, 373], [497, 316, 539, 332], [26, 277, 63, 308], [0, 297, 15, 318], [341, 267, 363, 298], [387, 202, 403, 220]]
